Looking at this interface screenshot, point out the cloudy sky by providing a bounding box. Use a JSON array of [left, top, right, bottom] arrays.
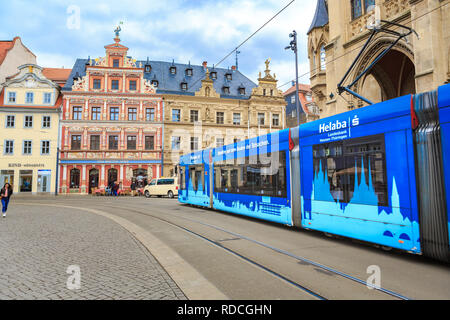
[[0, 0, 317, 91]]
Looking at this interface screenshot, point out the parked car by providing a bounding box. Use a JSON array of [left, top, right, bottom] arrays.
[[144, 177, 178, 199]]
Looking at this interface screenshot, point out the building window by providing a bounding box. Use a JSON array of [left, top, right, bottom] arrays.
[[216, 112, 224, 124], [24, 116, 33, 128], [26, 92, 34, 104], [186, 68, 193, 77], [211, 72, 217, 80], [111, 80, 119, 90], [320, 45, 326, 71], [145, 136, 155, 150], [129, 80, 137, 91], [72, 106, 82, 120], [225, 73, 232, 81], [216, 138, 224, 148], [4, 140, 14, 155], [41, 141, 50, 155], [109, 135, 119, 150], [44, 92, 52, 104], [6, 115, 15, 128], [190, 110, 199, 123], [23, 140, 32, 155], [263, 89, 267, 96], [351, 0, 363, 19], [181, 82, 188, 91], [113, 59, 120, 68], [91, 107, 101, 120], [365, 0, 375, 12], [145, 108, 155, 121], [70, 169, 80, 189], [306, 93, 313, 102], [42, 116, 51, 128], [233, 113, 241, 126], [71, 135, 82, 150], [190, 137, 199, 151], [110, 107, 119, 121], [145, 64, 151, 73], [170, 66, 177, 75], [222, 86, 230, 94], [152, 80, 159, 87], [128, 108, 137, 121], [258, 113, 265, 126], [127, 136, 137, 150], [8, 92, 16, 103], [273, 114, 280, 127], [171, 136, 181, 150], [172, 109, 181, 122], [93, 79, 101, 89], [239, 87, 246, 95], [90, 135, 100, 150], [291, 95, 296, 104]]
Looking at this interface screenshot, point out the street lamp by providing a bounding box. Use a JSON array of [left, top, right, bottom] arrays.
[[285, 30, 301, 127]]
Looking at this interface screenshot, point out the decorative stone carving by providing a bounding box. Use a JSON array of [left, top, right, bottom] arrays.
[[72, 75, 88, 91], [143, 79, 156, 94]]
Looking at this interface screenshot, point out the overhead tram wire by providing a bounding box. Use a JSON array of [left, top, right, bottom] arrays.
[[215, 0, 297, 68], [186, 0, 297, 91], [277, 1, 449, 90]]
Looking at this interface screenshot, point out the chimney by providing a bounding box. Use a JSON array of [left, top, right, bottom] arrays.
[[202, 61, 208, 69], [231, 66, 236, 71], [292, 80, 296, 87]]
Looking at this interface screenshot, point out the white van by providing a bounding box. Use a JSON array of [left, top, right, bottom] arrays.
[[144, 177, 178, 198]]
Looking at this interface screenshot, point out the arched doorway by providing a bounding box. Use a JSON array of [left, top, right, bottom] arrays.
[[108, 168, 118, 187], [133, 168, 148, 188], [89, 169, 99, 194], [353, 38, 416, 106]]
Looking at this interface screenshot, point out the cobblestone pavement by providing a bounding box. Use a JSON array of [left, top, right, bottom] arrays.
[[0, 204, 186, 300]]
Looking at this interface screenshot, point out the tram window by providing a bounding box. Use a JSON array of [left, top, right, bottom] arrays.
[[188, 165, 205, 192], [214, 151, 287, 198], [312, 134, 388, 206], [180, 167, 186, 190]]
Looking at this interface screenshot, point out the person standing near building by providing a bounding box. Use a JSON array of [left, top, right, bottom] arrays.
[[1, 183, 13, 218]]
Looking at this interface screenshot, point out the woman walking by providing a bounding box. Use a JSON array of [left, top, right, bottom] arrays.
[[1, 183, 13, 218]]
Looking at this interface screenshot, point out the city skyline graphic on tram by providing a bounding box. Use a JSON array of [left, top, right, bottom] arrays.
[[305, 159, 421, 252]]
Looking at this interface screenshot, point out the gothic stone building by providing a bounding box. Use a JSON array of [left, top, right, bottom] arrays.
[[308, 0, 449, 118]]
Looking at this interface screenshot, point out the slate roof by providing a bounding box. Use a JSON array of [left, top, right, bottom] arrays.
[[63, 59, 257, 99], [307, 0, 329, 34]]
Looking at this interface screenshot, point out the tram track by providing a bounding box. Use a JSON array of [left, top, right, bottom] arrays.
[[97, 202, 411, 300]]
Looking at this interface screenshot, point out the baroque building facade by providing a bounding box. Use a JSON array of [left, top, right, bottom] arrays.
[[60, 34, 163, 194], [161, 60, 286, 177], [308, 0, 450, 118], [0, 64, 62, 194]]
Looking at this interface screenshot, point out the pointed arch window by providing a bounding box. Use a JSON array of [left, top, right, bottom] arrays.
[[320, 45, 326, 71]]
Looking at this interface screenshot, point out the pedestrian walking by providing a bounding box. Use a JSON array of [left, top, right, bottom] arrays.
[[113, 181, 119, 197], [1, 183, 13, 218]]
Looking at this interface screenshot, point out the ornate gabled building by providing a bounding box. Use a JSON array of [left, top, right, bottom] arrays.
[[308, 0, 450, 118], [60, 32, 163, 194], [0, 64, 62, 194], [160, 59, 286, 177]]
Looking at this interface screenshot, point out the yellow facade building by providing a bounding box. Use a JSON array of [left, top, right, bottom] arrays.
[[0, 64, 62, 194]]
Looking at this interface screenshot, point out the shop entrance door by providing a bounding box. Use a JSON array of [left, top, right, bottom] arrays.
[[38, 170, 52, 193]]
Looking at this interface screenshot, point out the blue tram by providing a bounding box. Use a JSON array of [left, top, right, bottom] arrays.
[[178, 84, 450, 261]]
